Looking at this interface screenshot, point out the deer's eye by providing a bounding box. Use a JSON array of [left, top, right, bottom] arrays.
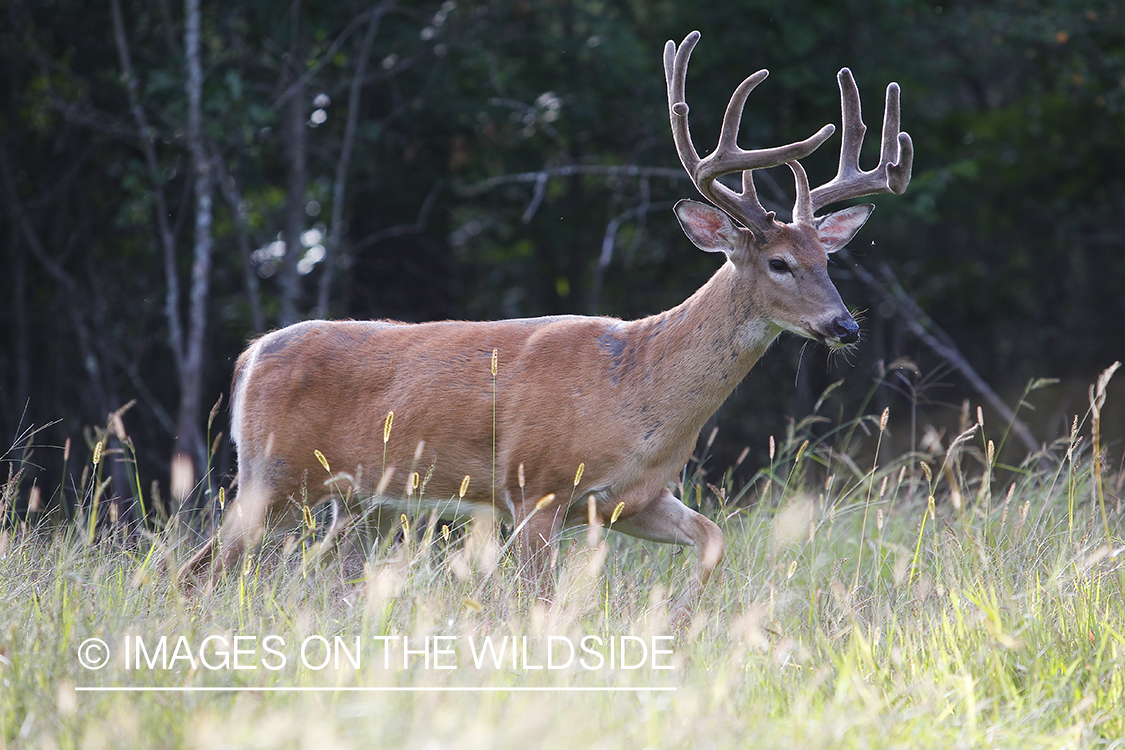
[[769, 258, 791, 274]]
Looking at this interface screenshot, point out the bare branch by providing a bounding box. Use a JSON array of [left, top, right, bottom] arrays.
[[521, 172, 549, 224], [589, 199, 677, 313], [317, 3, 390, 317], [270, 3, 394, 112], [349, 181, 442, 253], [110, 0, 185, 371], [213, 153, 264, 334], [839, 250, 1041, 458], [460, 164, 689, 198]]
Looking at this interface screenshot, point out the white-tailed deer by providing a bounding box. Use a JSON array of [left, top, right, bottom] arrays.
[[182, 31, 911, 613]]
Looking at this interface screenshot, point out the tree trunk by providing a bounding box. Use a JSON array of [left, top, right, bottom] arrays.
[[175, 0, 214, 479], [279, 0, 307, 326]]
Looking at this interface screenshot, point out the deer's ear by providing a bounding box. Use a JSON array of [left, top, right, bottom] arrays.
[[675, 200, 744, 256], [815, 204, 874, 254]]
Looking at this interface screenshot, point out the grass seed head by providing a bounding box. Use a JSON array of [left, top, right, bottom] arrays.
[[586, 495, 600, 547], [610, 501, 625, 525], [736, 447, 749, 467], [459, 474, 470, 498], [171, 452, 194, 503], [795, 439, 809, 464], [573, 463, 585, 487], [92, 440, 103, 467], [111, 410, 128, 440], [491, 348, 498, 376], [706, 426, 718, 450], [383, 411, 394, 444], [314, 449, 330, 474], [375, 467, 395, 496], [208, 394, 223, 431], [535, 493, 556, 511], [1092, 361, 1121, 413]]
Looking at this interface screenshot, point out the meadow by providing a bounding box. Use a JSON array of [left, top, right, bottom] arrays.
[[1, 366, 1123, 749]]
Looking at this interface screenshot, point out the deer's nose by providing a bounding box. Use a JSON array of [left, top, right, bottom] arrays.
[[833, 316, 860, 344]]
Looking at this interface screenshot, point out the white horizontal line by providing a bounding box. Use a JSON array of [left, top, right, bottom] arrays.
[[75, 685, 676, 693]]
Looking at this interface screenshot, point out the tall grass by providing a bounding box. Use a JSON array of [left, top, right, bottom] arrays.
[[1, 367, 1123, 749]]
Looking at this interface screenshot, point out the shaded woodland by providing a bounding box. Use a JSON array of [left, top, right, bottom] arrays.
[[1, 0, 1122, 520]]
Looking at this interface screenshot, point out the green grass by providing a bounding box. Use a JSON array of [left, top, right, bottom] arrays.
[[2, 390, 1124, 749]]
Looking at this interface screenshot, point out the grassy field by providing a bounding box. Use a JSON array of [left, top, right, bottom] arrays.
[[2, 375, 1124, 749]]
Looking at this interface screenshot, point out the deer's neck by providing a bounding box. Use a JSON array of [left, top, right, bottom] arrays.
[[614, 261, 779, 451]]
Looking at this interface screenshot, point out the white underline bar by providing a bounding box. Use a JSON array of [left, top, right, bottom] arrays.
[[75, 686, 676, 693]]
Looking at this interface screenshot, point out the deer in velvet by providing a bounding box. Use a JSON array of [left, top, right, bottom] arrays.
[[182, 31, 911, 614]]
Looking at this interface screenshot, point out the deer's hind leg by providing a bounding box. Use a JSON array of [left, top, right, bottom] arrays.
[[610, 487, 724, 621]]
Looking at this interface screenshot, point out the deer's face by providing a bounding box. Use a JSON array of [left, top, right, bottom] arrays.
[[750, 222, 858, 348], [676, 199, 873, 349]]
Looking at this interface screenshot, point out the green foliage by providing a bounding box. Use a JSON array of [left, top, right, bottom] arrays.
[[1, 0, 1122, 501]]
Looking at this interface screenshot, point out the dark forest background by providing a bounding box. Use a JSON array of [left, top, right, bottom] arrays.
[[1, 0, 1122, 520]]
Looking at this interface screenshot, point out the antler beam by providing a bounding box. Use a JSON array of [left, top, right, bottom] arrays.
[[808, 68, 914, 214], [665, 31, 913, 229], [664, 31, 834, 234]]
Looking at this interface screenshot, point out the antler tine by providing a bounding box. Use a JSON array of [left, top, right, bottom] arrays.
[[809, 68, 914, 214], [665, 31, 834, 234], [664, 32, 701, 171], [788, 160, 813, 226], [881, 83, 914, 195]]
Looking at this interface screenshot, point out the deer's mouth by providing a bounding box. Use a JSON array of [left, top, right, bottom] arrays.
[[808, 315, 860, 348]]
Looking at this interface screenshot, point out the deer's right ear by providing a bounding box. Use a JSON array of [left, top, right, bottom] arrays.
[[675, 200, 744, 256]]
